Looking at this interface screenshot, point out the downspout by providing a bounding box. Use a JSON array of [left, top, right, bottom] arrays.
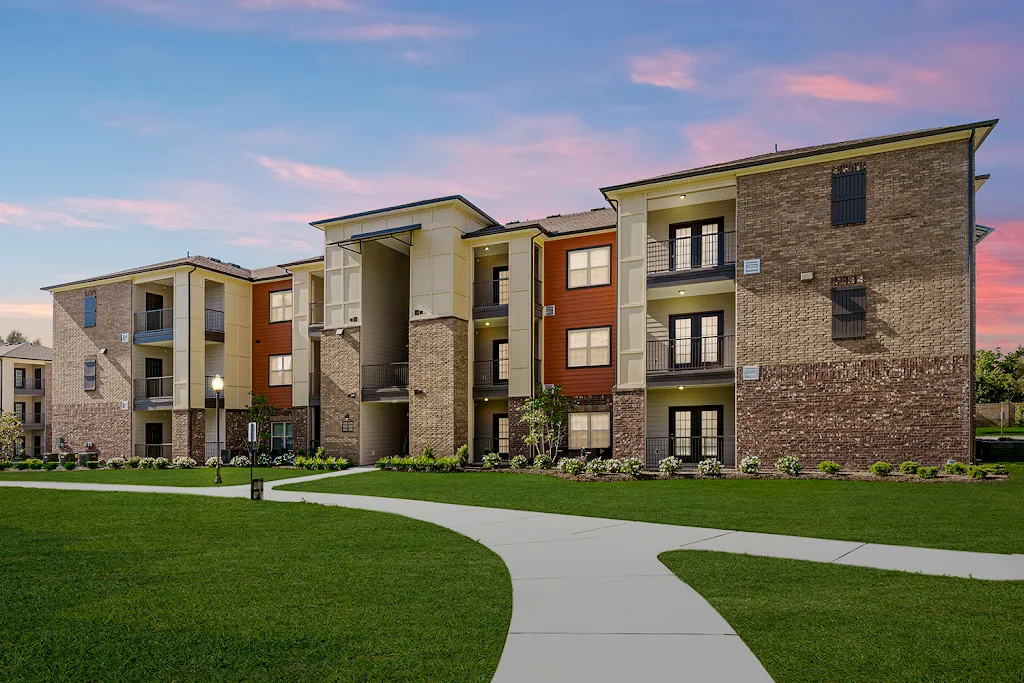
[[968, 129, 976, 463], [530, 229, 539, 393]]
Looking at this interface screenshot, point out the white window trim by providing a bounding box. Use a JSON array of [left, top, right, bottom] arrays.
[[569, 412, 611, 449], [269, 354, 293, 386], [271, 421, 293, 451], [567, 245, 612, 289], [269, 290, 293, 323], [567, 326, 611, 368]]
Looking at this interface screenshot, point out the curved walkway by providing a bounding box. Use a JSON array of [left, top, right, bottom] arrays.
[[4, 470, 1023, 682]]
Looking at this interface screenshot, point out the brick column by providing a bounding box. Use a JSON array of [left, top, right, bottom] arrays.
[[321, 329, 361, 461], [508, 396, 529, 459], [612, 388, 645, 459], [409, 317, 469, 457], [172, 408, 205, 461]]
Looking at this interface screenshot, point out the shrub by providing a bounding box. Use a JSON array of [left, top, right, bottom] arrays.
[[375, 455, 458, 472], [966, 465, 988, 479], [944, 461, 968, 476], [482, 451, 503, 469], [85, 460, 100, 470], [62, 461, 76, 470], [775, 455, 802, 476], [455, 444, 469, 467], [421, 444, 434, 459], [899, 461, 920, 475], [273, 452, 295, 466], [230, 455, 250, 467], [0, 460, 11, 470], [982, 463, 1008, 475], [917, 466, 938, 479], [127, 457, 141, 469], [817, 460, 842, 475], [172, 457, 197, 469], [255, 453, 273, 467], [26, 459, 44, 470], [557, 456, 586, 476], [43, 462, 58, 470], [585, 458, 608, 475], [621, 457, 645, 478], [533, 453, 554, 470], [659, 456, 683, 475], [14, 461, 29, 470], [107, 457, 127, 470], [137, 457, 155, 470], [868, 461, 892, 476], [696, 458, 722, 477], [605, 458, 623, 473], [509, 454, 530, 470], [206, 456, 222, 468], [738, 456, 760, 474], [153, 457, 170, 470]]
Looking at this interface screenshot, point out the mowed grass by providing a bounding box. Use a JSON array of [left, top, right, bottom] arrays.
[[975, 426, 1024, 435], [283, 465, 1024, 554], [0, 466, 313, 486], [660, 550, 1024, 683], [0, 488, 510, 682]]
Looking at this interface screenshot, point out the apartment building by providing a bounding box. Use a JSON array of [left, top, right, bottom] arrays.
[[46, 119, 996, 468], [0, 342, 52, 457]]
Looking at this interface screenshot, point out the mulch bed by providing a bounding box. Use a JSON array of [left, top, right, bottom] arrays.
[[465, 467, 1008, 484]]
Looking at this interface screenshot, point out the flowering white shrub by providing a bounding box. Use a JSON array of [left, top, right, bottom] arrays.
[[658, 456, 683, 474], [274, 451, 296, 466], [230, 455, 250, 467], [206, 456, 222, 467], [585, 458, 608, 475], [605, 458, 623, 473], [172, 457, 197, 469], [255, 452, 273, 466], [738, 456, 760, 474], [557, 456, 586, 476], [138, 457, 156, 470], [509, 454, 529, 470], [696, 458, 722, 476], [106, 457, 127, 470], [621, 457, 644, 478], [482, 451, 503, 469], [127, 457, 141, 469], [154, 457, 171, 470], [775, 455, 802, 476], [533, 453, 554, 470]]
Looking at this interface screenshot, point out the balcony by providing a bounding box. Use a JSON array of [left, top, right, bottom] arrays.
[[473, 358, 509, 398], [204, 442, 224, 464], [13, 376, 44, 396], [474, 437, 509, 457], [135, 443, 172, 459], [309, 371, 321, 406], [134, 308, 173, 344], [16, 412, 45, 430], [134, 376, 173, 409], [473, 279, 509, 319], [647, 231, 736, 286], [534, 278, 543, 308], [309, 301, 324, 335], [205, 309, 225, 342], [644, 436, 736, 470], [362, 362, 409, 401], [646, 336, 735, 386]]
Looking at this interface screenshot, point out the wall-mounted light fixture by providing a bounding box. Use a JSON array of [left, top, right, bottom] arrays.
[[414, 389, 425, 395]]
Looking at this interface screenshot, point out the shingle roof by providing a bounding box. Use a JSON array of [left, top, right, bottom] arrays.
[[601, 119, 999, 194], [0, 342, 52, 361], [465, 207, 617, 239]]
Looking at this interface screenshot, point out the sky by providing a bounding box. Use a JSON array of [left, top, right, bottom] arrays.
[[0, 0, 1021, 348]]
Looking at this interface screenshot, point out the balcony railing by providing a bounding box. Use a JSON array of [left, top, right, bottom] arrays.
[[473, 279, 510, 309], [204, 442, 223, 463], [647, 232, 736, 276], [644, 436, 736, 469], [309, 371, 321, 399], [134, 443, 172, 459], [647, 336, 735, 374], [362, 362, 409, 391], [134, 376, 173, 401], [16, 412, 45, 429], [534, 278, 543, 306], [310, 301, 324, 327], [474, 437, 509, 457], [14, 376, 44, 392], [205, 308, 224, 333], [473, 359, 509, 387], [134, 308, 173, 333]]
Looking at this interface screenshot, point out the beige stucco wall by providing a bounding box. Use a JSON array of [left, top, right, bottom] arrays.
[[616, 193, 648, 388], [289, 266, 311, 407], [646, 385, 735, 437], [646, 293, 736, 342]]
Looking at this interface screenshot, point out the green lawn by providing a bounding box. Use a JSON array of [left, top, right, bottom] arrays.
[[0, 488, 510, 682], [660, 550, 1024, 683], [0, 466, 314, 486], [283, 465, 1024, 554], [975, 426, 1024, 435]]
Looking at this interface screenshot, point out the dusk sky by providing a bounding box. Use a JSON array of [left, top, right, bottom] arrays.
[[1, 0, 1021, 348]]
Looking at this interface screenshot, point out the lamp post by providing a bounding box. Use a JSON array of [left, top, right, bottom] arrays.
[[211, 374, 224, 485]]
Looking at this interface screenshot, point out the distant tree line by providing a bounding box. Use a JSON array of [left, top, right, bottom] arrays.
[[976, 346, 1024, 403], [3, 330, 41, 345]]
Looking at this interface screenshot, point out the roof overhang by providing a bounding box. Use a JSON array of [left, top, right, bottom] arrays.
[[310, 195, 500, 232], [328, 223, 421, 254], [974, 174, 991, 192], [975, 224, 994, 244]]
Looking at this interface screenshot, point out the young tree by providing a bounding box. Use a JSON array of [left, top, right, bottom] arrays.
[[242, 391, 276, 464], [3, 330, 28, 345], [520, 385, 577, 461], [0, 411, 23, 459]]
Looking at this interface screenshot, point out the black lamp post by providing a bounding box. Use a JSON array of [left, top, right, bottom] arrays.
[[211, 374, 224, 485]]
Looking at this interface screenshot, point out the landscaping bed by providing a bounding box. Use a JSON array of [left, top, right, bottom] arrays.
[[0, 466, 315, 486]]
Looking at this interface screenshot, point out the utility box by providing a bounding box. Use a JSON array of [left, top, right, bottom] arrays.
[[250, 478, 264, 501]]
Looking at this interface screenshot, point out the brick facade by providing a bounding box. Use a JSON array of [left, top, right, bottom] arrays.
[[172, 408, 206, 461], [612, 388, 645, 458], [508, 396, 528, 458], [409, 317, 469, 457], [320, 329, 361, 461], [735, 140, 973, 467]]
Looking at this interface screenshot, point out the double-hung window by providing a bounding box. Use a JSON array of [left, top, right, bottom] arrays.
[[271, 422, 293, 452], [84, 358, 97, 391], [269, 290, 293, 323], [568, 412, 610, 449], [567, 327, 610, 367], [14, 368, 25, 389], [567, 245, 611, 288], [84, 295, 97, 328], [269, 354, 293, 386]]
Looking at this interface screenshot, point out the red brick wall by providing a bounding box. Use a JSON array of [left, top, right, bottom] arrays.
[[251, 279, 293, 408]]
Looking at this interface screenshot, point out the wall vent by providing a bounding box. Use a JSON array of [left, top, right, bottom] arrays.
[[543, 305, 555, 317]]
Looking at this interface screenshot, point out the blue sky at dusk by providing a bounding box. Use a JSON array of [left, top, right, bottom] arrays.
[[0, 0, 1021, 347]]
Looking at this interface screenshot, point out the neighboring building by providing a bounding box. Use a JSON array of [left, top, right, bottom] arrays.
[[0, 342, 52, 457], [46, 119, 997, 467]]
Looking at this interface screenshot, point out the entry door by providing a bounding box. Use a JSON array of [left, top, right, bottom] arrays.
[[493, 340, 509, 383], [669, 406, 724, 461], [145, 292, 164, 330], [670, 313, 723, 368], [493, 267, 510, 305], [33, 367, 42, 390], [493, 414, 509, 455], [145, 423, 163, 458], [669, 219, 724, 271], [145, 358, 164, 399]]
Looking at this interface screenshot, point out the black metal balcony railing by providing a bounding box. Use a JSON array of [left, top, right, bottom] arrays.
[[647, 336, 735, 373], [474, 437, 509, 457], [647, 232, 736, 275], [644, 436, 736, 469], [535, 358, 542, 386], [15, 412, 45, 428], [134, 443, 172, 459], [134, 376, 173, 401], [204, 442, 222, 463], [205, 308, 224, 333], [473, 359, 509, 387], [309, 371, 321, 398], [14, 376, 44, 391], [362, 362, 409, 391], [310, 301, 324, 326], [134, 308, 173, 333], [534, 278, 543, 306], [473, 279, 510, 309]]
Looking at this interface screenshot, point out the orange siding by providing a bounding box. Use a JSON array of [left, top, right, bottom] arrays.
[[251, 279, 294, 408], [543, 232, 616, 396]]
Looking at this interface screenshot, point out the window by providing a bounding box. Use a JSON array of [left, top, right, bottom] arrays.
[[84, 295, 97, 327], [269, 354, 292, 386], [271, 422, 293, 452], [831, 163, 866, 226], [84, 358, 97, 391], [15, 437, 25, 458], [567, 327, 610, 368], [568, 412, 610, 449], [670, 406, 724, 460], [494, 267, 510, 305], [832, 286, 867, 339], [14, 402, 26, 422], [14, 368, 25, 389], [669, 312, 723, 368], [269, 290, 293, 323], [567, 245, 611, 288]]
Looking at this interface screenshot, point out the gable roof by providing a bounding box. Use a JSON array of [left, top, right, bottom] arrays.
[[0, 342, 52, 362], [309, 195, 501, 230], [465, 207, 617, 239]]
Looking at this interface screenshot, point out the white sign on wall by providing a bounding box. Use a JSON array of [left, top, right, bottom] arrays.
[[742, 259, 761, 275], [121, 332, 130, 343], [741, 365, 761, 381], [247, 422, 258, 442], [121, 400, 129, 410]]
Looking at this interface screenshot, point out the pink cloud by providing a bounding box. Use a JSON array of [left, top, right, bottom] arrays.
[[0, 302, 52, 318], [977, 220, 1024, 348], [256, 156, 378, 194], [680, 117, 792, 168], [0, 200, 111, 230], [779, 73, 898, 103], [299, 22, 466, 41], [234, 0, 358, 11], [630, 48, 698, 90]]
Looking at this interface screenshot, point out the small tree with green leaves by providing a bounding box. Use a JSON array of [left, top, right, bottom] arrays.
[[521, 385, 577, 461], [0, 410, 23, 460], [242, 391, 277, 464]]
